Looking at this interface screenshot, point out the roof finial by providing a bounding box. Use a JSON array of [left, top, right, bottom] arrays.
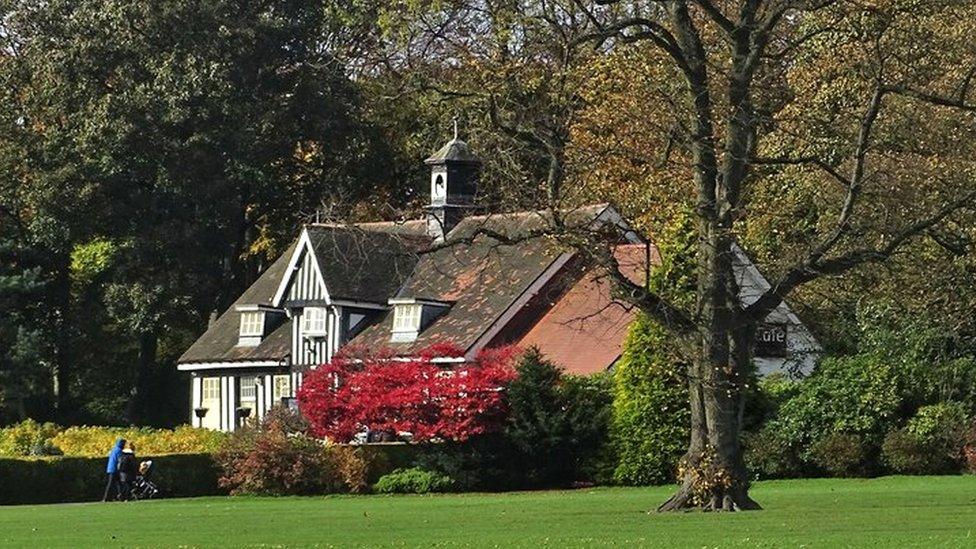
[[452, 116, 458, 141]]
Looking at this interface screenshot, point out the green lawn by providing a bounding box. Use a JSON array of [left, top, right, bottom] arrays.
[[1, 476, 975, 548]]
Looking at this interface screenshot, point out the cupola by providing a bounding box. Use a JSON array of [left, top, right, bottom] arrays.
[[425, 119, 481, 242]]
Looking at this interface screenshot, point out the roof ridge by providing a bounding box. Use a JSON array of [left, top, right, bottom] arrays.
[[453, 203, 610, 224]]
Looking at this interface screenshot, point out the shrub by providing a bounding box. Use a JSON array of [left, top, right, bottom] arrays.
[[298, 344, 517, 442], [883, 403, 969, 475], [808, 432, 868, 477], [963, 423, 976, 474], [882, 429, 937, 475], [743, 427, 805, 480], [0, 420, 226, 458], [215, 408, 338, 496], [906, 402, 968, 448], [217, 429, 336, 496], [52, 424, 226, 457], [374, 467, 454, 494], [610, 313, 689, 486], [411, 435, 522, 492], [769, 353, 903, 468], [744, 373, 800, 433], [503, 349, 612, 487], [330, 445, 378, 494], [0, 419, 62, 456]]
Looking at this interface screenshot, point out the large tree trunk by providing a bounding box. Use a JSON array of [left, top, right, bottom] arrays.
[[658, 227, 760, 512], [126, 330, 158, 424], [52, 261, 72, 419]]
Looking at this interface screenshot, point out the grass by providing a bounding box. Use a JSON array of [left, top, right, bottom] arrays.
[[1, 476, 975, 548]]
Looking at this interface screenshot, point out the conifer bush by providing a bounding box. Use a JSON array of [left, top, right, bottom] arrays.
[[609, 211, 695, 486], [503, 348, 612, 487], [610, 313, 689, 485]]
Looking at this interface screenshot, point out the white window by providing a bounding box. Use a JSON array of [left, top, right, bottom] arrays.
[[272, 375, 291, 403], [202, 378, 220, 401], [239, 311, 264, 337], [393, 304, 422, 333], [239, 376, 257, 405], [302, 307, 328, 336]]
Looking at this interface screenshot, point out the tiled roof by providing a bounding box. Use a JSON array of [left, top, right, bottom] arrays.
[[516, 244, 659, 375], [178, 241, 297, 364], [305, 225, 425, 303], [424, 138, 481, 165], [178, 222, 428, 364], [347, 205, 618, 355], [179, 203, 642, 370]]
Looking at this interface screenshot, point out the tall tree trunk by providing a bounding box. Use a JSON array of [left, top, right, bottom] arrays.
[[658, 231, 760, 512], [51, 259, 72, 419], [126, 330, 158, 424]]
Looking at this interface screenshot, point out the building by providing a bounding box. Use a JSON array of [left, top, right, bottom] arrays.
[[177, 135, 821, 431]]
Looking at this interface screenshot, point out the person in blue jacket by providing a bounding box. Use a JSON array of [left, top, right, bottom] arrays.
[[102, 438, 126, 502]]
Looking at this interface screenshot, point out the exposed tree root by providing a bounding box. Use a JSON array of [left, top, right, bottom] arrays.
[[656, 483, 761, 512]]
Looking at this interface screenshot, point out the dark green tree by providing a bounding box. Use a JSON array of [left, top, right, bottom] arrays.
[[505, 348, 612, 487], [0, 0, 390, 423]]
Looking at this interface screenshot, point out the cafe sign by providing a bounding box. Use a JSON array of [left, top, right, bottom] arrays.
[[755, 323, 788, 357]]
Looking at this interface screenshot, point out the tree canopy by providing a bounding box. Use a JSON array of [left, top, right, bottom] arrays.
[[0, 0, 974, 513]]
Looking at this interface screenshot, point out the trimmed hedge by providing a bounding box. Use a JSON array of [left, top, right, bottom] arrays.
[[0, 420, 227, 457], [0, 443, 423, 505], [0, 453, 221, 505]]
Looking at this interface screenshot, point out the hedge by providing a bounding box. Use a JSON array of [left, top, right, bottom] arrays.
[[0, 420, 227, 457], [0, 453, 221, 505], [0, 442, 427, 505]]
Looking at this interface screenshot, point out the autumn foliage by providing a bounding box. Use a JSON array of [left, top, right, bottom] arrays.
[[297, 344, 518, 443]]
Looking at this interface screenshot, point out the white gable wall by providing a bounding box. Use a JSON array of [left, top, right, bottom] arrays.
[[732, 244, 821, 378], [273, 231, 344, 369]]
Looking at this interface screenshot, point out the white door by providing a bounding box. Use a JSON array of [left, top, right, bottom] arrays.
[[272, 375, 292, 407], [200, 377, 221, 430], [239, 376, 258, 427]]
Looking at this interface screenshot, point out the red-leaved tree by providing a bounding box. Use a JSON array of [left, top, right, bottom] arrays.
[[297, 344, 518, 442]]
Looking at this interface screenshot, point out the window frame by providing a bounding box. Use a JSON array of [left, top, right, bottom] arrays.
[[202, 378, 220, 402], [239, 376, 257, 404], [272, 375, 291, 403], [239, 311, 265, 337], [392, 304, 422, 333], [302, 307, 328, 336]]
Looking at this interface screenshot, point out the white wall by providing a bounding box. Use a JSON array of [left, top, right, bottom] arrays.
[[732, 245, 822, 378]]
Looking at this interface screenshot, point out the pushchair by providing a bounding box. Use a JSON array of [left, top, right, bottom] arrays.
[[130, 460, 161, 500]]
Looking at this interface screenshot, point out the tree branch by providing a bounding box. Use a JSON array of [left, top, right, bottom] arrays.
[[744, 187, 976, 321], [689, 0, 736, 36], [751, 156, 852, 188]]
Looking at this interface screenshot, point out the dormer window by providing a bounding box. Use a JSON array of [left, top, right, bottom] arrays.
[[393, 304, 422, 334], [236, 306, 285, 347], [389, 298, 451, 343], [239, 312, 265, 337], [302, 307, 328, 337]]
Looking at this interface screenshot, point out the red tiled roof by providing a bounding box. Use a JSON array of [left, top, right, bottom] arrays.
[[516, 244, 659, 375]]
